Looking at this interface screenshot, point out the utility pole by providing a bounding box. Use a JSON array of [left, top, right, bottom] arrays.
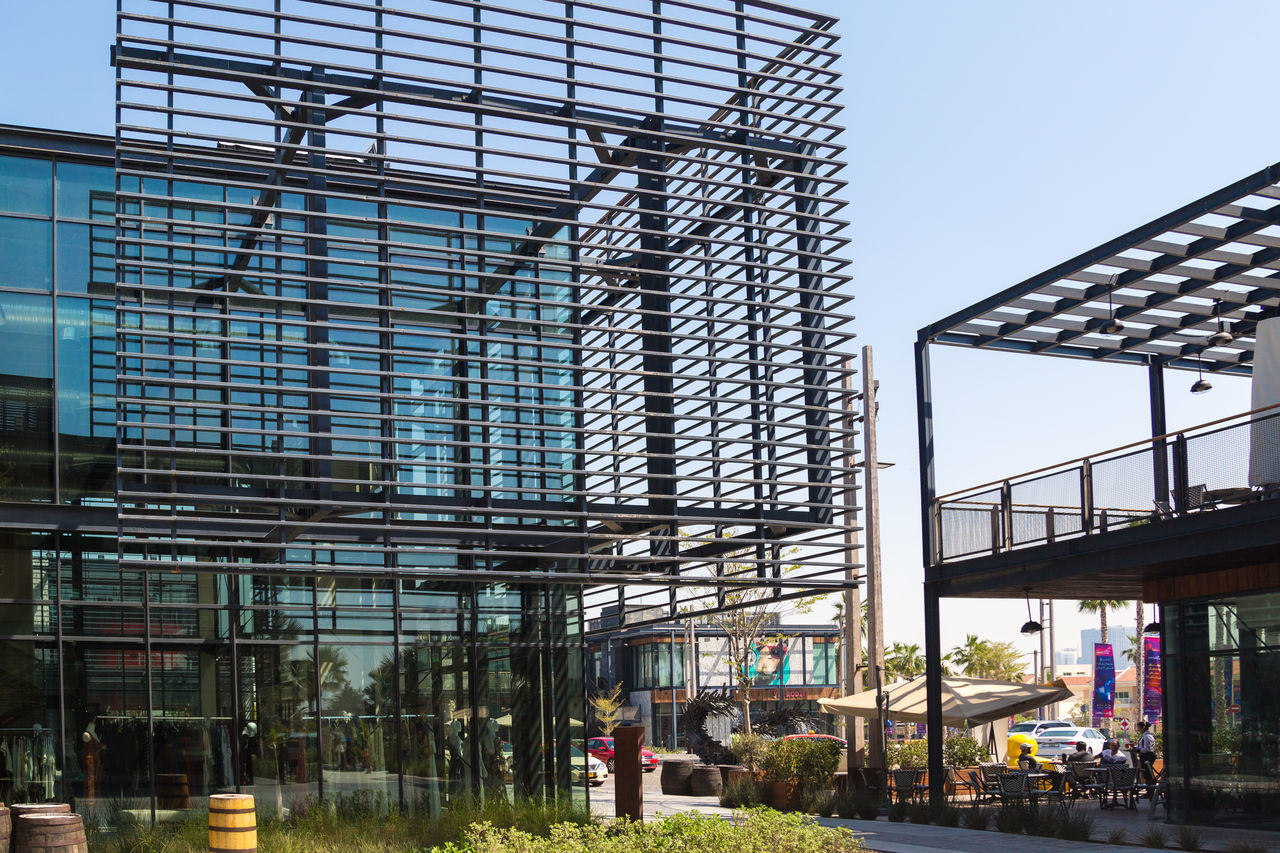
[[861, 346, 885, 771], [841, 362, 863, 760]]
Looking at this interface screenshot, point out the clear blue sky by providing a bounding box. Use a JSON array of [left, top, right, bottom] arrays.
[[4, 1, 1274, 669]]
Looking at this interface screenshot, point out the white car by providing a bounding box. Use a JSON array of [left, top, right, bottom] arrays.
[[1033, 726, 1108, 760], [1009, 720, 1074, 738], [570, 744, 608, 787]]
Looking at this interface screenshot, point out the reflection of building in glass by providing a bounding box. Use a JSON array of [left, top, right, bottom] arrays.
[[0, 0, 852, 817], [587, 612, 841, 749]]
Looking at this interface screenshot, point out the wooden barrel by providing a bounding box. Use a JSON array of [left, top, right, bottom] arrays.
[[9, 804, 70, 822], [0, 805, 10, 853], [156, 773, 191, 809], [659, 760, 694, 795], [209, 793, 257, 853], [689, 764, 723, 797], [14, 813, 87, 853]]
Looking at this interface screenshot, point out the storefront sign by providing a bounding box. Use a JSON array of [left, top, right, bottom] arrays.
[[1093, 642, 1115, 722], [1142, 636, 1162, 722]]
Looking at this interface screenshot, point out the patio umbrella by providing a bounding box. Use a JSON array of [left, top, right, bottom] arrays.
[[818, 675, 1074, 727]]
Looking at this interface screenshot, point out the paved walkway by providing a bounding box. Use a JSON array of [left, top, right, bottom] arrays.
[[590, 769, 1278, 852]]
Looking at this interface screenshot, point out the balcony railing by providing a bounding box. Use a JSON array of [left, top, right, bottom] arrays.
[[934, 404, 1280, 563]]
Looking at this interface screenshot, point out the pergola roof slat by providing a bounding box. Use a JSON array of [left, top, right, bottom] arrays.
[[920, 159, 1280, 375]]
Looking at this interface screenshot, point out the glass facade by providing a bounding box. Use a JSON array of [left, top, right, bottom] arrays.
[[1165, 590, 1280, 829], [0, 138, 586, 818]]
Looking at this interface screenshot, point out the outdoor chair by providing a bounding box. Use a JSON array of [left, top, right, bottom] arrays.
[[1101, 766, 1138, 810], [1074, 765, 1108, 800], [960, 769, 995, 803], [890, 768, 926, 804], [979, 762, 1004, 790], [996, 771, 1030, 806], [858, 767, 885, 800]]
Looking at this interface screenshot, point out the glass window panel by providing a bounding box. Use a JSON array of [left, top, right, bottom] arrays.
[[0, 155, 53, 216], [55, 162, 113, 221], [0, 216, 53, 290], [57, 297, 116, 503], [55, 223, 114, 295], [0, 292, 54, 501]]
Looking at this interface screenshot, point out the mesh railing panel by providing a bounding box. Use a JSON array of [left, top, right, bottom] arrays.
[[935, 407, 1280, 563]]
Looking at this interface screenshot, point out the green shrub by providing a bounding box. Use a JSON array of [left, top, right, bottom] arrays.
[[942, 734, 987, 767], [884, 739, 928, 769], [439, 809, 868, 853], [856, 792, 879, 821], [760, 737, 840, 789], [937, 805, 960, 827], [887, 802, 908, 822], [1107, 828, 1127, 844], [1057, 807, 1094, 842], [1177, 826, 1203, 851], [906, 802, 931, 824], [993, 804, 1026, 834], [801, 788, 836, 817], [1141, 826, 1167, 849], [720, 776, 764, 809], [731, 733, 770, 772], [961, 805, 990, 830]]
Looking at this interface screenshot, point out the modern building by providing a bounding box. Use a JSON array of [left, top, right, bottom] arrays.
[[586, 613, 841, 748], [1078, 627, 1136, 665], [916, 162, 1280, 827], [0, 0, 853, 820]]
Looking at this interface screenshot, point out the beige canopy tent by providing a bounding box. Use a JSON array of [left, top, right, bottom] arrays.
[[819, 675, 1074, 727]]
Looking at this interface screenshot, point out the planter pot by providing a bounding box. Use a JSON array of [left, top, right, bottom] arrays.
[[725, 768, 753, 788], [690, 764, 724, 798], [764, 780, 802, 812], [660, 759, 694, 795], [718, 764, 746, 787]]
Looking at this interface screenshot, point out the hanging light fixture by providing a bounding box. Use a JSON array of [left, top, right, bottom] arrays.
[[1142, 621, 1162, 634], [1208, 299, 1235, 347], [1100, 276, 1124, 335], [1020, 589, 1043, 635], [1190, 358, 1213, 394]]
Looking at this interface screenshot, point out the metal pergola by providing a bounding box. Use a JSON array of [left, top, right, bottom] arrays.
[[914, 158, 1280, 812]]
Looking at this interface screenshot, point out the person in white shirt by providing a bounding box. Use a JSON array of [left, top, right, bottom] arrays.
[[1135, 721, 1158, 783], [1098, 740, 1130, 767]]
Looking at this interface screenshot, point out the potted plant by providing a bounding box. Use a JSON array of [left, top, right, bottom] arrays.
[[942, 734, 987, 796], [760, 737, 840, 811], [728, 732, 768, 787]]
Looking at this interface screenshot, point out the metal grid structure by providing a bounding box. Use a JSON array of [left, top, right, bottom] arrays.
[[920, 161, 1280, 376], [112, 0, 857, 632]]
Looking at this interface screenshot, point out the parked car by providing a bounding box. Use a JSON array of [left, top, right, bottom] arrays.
[[570, 744, 608, 786], [586, 737, 658, 773], [1008, 720, 1074, 737], [1033, 726, 1107, 760]]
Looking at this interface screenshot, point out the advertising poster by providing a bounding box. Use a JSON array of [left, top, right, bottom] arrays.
[[1093, 642, 1115, 723], [1142, 636, 1162, 723]]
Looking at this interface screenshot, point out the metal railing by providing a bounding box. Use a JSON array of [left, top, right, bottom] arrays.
[[934, 405, 1280, 563]]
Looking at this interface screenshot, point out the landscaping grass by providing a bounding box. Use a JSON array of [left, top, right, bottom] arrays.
[[84, 798, 864, 853]]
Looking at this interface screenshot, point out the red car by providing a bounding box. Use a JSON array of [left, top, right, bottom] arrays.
[[586, 737, 659, 773]]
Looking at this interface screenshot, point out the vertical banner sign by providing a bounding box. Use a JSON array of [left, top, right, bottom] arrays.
[[1093, 642, 1115, 724], [1142, 637, 1162, 723]]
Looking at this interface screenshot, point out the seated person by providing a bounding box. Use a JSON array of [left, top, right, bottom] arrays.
[[1066, 741, 1095, 763], [1098, 740, 1129, 766], [1016, 743, 1040, 771]]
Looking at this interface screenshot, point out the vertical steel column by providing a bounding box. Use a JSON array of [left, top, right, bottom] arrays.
[[861, 346, 885, 768], [1149, 357, 1169, 509], [304, 71, 332, 499], [915, 337, 944, 812], [794, 145, 832, 522], [636, 123, 675, 565]]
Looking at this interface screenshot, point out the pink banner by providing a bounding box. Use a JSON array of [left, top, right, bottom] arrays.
[[1093, 642, 1115, 723], [1142, 636, 1162, 722]]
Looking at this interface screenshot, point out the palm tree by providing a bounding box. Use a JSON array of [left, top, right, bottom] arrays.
[[1077, 599, 1128, 646], [949, 634, 987, 676], [885, 641, 928, 680]]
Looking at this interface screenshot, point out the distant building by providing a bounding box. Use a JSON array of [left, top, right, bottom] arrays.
[[1078, 627, 1136, 664], [1055, 647, 1079, 666], [587, 610, 841, 749]]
